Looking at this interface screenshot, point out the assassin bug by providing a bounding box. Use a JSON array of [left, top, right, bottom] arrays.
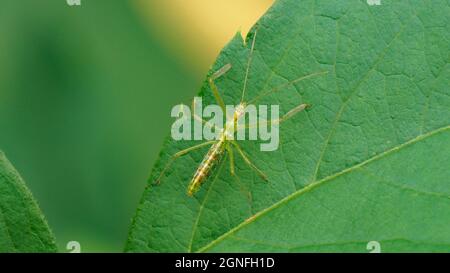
[[156, 29, 328, 196]]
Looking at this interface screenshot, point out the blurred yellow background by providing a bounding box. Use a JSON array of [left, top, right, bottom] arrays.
[[0, 0, 274, 252], [134, 0, 274, 78]]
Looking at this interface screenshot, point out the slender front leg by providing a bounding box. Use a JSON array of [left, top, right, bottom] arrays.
[[231, 141, 268, 182], [208, 64, 232, 113], [191, 98, 222, 132], [155, 141, 216, 185]]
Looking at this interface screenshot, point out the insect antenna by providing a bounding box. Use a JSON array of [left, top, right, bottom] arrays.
[[247, 70, 329, 105], [241, 28, 258, 103]]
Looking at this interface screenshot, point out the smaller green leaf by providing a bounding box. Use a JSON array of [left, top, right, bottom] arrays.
[[0, 151, 57, 253]]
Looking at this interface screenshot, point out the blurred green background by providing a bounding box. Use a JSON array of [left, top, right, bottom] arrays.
[[0, 0, 272, 252]]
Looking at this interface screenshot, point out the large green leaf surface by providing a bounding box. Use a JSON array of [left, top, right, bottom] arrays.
[[126, 0, 450, 252], [0, 151, 57, 252]]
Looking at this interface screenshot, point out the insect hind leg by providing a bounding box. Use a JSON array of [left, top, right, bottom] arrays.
[[231, 141, 268, 182], [225, 146, 253, 204], [226, 143, 235, 176]]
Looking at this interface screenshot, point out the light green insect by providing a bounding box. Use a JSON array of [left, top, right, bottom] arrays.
[[156, 29, 327, 196]]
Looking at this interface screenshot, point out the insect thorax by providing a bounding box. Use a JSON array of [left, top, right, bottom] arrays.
[[222, 103, 246, 140]]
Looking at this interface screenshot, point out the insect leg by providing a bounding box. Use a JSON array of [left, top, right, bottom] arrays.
[[208, 63, 232, 112], [225, 149, 253, 203], [211, 63, 232, 81], [155, 141, 216, 185], [239, 103, 310, 130], [230, 166, 253, 204], [191, 98, 222, 133], [231, 141, 268, 182], [266, 103, 310, 126], [226, 143, 235, 176]]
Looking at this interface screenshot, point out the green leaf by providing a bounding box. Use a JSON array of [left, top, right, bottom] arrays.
[[126, 0, 450, 253], [0, 151, 57, 252]]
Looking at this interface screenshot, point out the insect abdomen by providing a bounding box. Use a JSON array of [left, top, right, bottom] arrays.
[[187, 141, 226, 196]]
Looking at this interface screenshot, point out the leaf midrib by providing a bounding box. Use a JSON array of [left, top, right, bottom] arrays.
[[197, 125, 450, 252]]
